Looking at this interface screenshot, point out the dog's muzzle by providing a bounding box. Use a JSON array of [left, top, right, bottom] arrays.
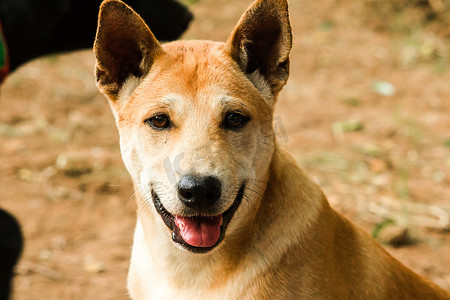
[[151, 179, 246, 253]]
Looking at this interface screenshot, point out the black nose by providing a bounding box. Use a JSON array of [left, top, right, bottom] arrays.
[[177, 175, 222, 210]]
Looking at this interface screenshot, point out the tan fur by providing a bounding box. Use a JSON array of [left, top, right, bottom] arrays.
[[94, 0, 450, 299]]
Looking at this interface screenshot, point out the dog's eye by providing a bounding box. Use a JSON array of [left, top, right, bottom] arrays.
[[224, 113, 249, 129], [145, 114, 171, 130]]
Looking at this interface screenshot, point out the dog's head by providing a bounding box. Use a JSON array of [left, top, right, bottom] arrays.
[[94, 0, 292, 253]]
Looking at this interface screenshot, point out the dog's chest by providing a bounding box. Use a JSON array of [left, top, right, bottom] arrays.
[[129, 267, 250, 300], [127, 224, 251, 300], [129, 256, 251, 300]]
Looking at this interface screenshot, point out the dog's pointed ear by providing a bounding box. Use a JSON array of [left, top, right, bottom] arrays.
[[225, 0, 292, 98], [94, 0, 163, 101]]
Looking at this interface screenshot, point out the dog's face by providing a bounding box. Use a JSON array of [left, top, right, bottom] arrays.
[[94, 0, 291, 253]]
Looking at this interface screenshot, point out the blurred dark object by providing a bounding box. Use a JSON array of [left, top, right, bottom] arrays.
[[0, 0, 193, 71], [0, 208, 23, 300]]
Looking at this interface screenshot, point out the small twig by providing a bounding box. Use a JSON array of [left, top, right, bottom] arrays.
[[16, 261, 67, 282], [365, 197, 449, 230]]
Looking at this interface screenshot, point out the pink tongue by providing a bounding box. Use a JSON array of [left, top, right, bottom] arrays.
[[174, 215, 222, 248]]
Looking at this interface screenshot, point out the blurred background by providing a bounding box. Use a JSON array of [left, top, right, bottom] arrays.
[[0, 0, 449, 298]]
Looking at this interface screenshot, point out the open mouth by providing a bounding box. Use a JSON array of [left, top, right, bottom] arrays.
[[151, 183, 245, 253]]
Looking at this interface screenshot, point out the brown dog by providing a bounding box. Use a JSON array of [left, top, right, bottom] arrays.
[[94, 0, 450, 299]]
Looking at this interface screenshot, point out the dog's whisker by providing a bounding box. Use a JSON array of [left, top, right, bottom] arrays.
[[136, 190, 156, 219]]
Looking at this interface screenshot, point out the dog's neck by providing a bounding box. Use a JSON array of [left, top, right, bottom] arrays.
[[129, 146, 330, 293]]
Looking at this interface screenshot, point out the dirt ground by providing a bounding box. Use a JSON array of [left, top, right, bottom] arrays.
[[0, 0, 449, 299]]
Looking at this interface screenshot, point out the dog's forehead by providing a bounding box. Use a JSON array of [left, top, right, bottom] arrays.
[[146, 40, 262, 103], [161, 40, 226, 61]]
